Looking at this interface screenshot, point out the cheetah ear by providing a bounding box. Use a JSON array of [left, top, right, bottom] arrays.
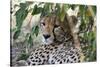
[[67, 6, 79, 17]]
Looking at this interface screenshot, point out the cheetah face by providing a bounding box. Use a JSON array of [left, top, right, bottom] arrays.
[[40, 15, 66, 45], [40, 16, 55, 45]]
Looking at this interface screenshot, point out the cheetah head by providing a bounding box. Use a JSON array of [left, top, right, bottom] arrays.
[[40, 14, 77, 45]]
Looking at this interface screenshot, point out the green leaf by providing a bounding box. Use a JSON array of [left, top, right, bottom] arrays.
[[20, 3, 27, 9], [38, 2, 44, 6], [59, 4, 69, 22], [92, 40, 96, 51], [13, 30, 20, 40], [55, 3, 60, 15], [32, 26, 35, 35], [34, 26, 39, 36], [79, 18, 86, 31], [31, 5, 37, 15], [32, 5, 43, 16], [32, 26, 39, 37], [17, 53, 29, 61], [59, 11, 65, 22], [28, 35, 33, 45], [92, 6, 97, 16], [15, 3, 28, 31], [14, 3, 29, 40], [41, 3, 52, 17], [59, 5, 65, 22], [70, 4, 76, 10], [25, 33, 30, 40], [79, 5, 87, 16], [15, 9, 28, 29], [10, 28, 17, 32]]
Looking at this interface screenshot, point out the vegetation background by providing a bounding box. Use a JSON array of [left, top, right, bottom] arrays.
[[10, 0, 96, 66]]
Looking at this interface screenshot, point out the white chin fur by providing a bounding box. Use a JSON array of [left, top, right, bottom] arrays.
[[42, 37, 54, 45]]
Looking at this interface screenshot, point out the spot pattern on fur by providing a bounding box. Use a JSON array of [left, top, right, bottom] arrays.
[[26, 42, 83, 65]]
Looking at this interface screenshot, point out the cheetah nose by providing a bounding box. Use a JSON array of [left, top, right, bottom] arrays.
[[43, 34, 51, 39]]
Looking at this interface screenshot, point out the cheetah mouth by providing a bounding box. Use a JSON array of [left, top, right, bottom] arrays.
[[42, 37, 54, 45]]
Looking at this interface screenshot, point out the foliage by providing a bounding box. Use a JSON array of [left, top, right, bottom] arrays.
[[78, 5, 96, 61], [17, 53, 29, 61], [11, 2, 96, 61], [13, 3, 28, 39]]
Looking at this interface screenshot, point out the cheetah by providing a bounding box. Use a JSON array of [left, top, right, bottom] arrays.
[[18, 14, 85, 66]]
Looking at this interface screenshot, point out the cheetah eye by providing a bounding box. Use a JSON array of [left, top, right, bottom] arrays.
[[41, 22, 45, 26]]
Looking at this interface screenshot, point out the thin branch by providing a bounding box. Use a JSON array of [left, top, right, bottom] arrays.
[[66, 14, 81, 50]]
